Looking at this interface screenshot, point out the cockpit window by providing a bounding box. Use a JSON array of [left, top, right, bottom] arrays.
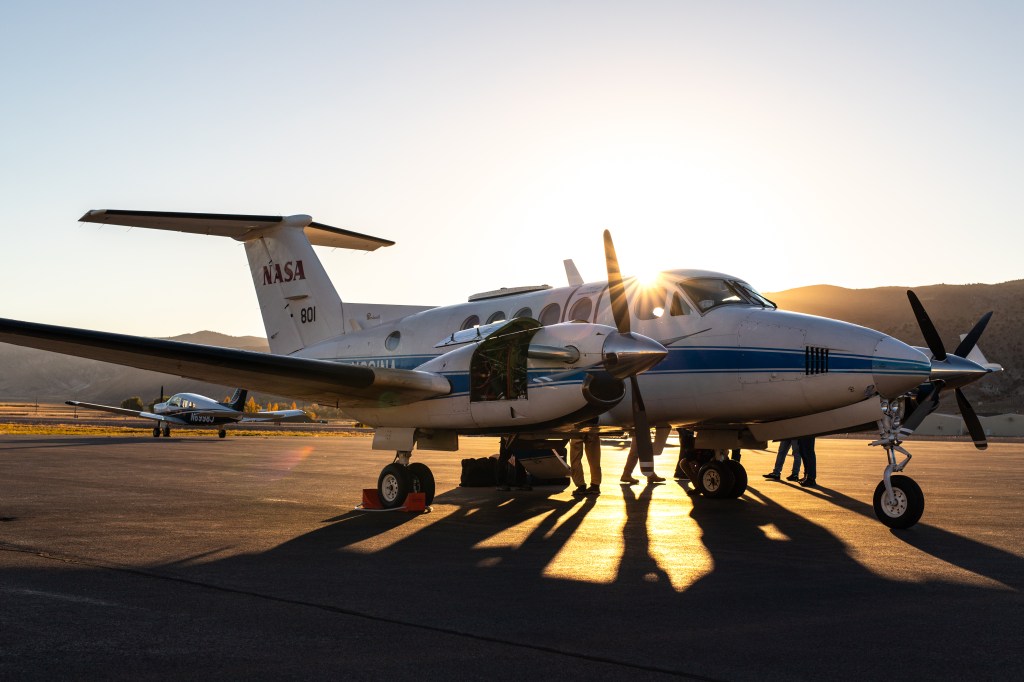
[[733, 281, 776, 308], [677, 278, 750, 312]]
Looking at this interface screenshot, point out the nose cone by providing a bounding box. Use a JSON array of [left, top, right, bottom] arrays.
[[602, 332, 668, 379], [873, 336, 931, 398]]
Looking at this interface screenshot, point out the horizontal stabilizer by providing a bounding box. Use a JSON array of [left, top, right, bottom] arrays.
[[80, 209, 394, 251]]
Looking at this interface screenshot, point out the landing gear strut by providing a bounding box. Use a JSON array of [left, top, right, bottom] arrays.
[[375, 451, 435, 509], [870, 398, 925, 528]]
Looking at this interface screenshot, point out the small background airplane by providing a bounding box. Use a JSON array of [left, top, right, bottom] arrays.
[[66, 388, 312, 438]]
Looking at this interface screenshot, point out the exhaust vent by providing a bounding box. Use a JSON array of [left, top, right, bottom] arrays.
[[805, 346, 830, 375]]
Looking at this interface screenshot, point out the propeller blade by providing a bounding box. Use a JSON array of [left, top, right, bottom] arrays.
[[629, 375, 655, 465], [953, 311, 993, 359], [955, 388, 987, 450], [603, 230, 631, 335], [900, 384, 941, 436], [907, 290, 946, 361]]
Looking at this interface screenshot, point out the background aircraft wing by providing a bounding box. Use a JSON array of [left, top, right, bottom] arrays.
[[64, 400, 185, 424], [4, 318, 450, 408]]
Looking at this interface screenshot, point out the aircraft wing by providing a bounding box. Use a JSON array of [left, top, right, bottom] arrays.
[[4, 318, 450, 408], [242, 409, 313, 424], [64, 400, 187, 424]]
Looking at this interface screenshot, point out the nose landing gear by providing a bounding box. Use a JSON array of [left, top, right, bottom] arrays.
[[869, 398, 925, 528]]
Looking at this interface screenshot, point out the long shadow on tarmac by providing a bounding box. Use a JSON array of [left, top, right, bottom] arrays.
[[142, 481, 1024, 679], [4, 477, 1024, 679]]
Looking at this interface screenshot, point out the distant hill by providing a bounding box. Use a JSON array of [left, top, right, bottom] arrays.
[[765, 280, 1023, 412], [0, 331, 269, 405]]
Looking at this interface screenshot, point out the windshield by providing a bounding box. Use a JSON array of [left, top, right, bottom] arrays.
[[733, 281, 776, 308], [677, 278, 772, 312]]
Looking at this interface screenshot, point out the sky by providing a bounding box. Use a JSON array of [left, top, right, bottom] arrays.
[[2, 1, 1022, 337]]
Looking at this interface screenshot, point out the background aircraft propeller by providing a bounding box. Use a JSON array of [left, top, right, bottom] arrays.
[[903, 291, 992, 449]]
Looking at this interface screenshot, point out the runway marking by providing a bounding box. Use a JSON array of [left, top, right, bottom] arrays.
[[3, 587, 123, 608]]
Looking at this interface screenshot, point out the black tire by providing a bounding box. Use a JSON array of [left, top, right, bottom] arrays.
[[152, 427, 160, 438], [725, 459, 748, 498], [162, 426, 171, 437], [377, 463, 410, 509], [697, 461, 736, 499], [407, 463, 436, 505], [873, 475, 925, 529], [218, 430, 227, 439]]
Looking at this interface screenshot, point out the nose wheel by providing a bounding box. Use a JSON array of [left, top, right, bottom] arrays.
[[873, 475, 924, 529]]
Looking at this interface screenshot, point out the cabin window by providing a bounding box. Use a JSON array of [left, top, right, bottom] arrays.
[[513, 307, 532, 319], [539, 303, 561, 326], [636, 287, 668, 320], [486, 311, 506, 324], [461, 315, 480, 330], [669, 292, 691, 316], [568, 297, 593, 322], [385, 331, 401, 351]]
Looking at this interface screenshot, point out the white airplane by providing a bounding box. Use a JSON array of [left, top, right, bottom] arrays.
[[0, 209, 1001, 528], [66, 388, 312, 438]]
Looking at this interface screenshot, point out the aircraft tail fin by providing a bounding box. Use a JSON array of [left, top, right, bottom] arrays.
[[80, 210, 395, 355], [226, 388, 247, 411]]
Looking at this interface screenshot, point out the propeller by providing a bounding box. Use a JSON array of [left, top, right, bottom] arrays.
[[603, 230, 664, 469], [903, 291, 992, 449]]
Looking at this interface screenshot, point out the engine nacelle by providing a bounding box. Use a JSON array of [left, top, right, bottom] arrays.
[[345, 319, 630, 432]]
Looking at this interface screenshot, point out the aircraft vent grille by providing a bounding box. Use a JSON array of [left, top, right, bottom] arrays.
[[805, 346, 830, 375]]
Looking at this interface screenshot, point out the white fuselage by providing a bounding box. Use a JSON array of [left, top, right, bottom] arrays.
[[293, 269, 930, 432]]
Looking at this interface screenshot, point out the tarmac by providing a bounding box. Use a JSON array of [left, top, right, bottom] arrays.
[[1, 434, 1022, 680]]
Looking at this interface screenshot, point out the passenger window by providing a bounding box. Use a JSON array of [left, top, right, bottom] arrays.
[[539, 303, 561, 326], [513, 307, 532, 319], [670, 292, 691, 316], [461, 315, 480, 330], [568, 298, 593, 322], [486, 311, 506, 324], [636, 287, 668, 320]]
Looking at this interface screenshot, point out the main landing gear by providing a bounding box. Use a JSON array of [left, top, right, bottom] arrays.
[[675, 433, 748, 499], [869, 398, 925, 529], [376, 451, 435, 509], [153, 425, 171, 437]]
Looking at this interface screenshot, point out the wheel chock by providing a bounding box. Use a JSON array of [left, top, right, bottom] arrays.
[[361, 489, 382, 508], [357, 489, 429, 513], [404, 492, 426, 512]]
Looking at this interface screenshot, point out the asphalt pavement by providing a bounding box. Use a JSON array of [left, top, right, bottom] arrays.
[[2, 434, 1022, 680]]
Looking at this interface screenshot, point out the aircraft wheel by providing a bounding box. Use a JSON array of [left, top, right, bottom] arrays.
[[162, 425, 171, 437], [218, 429, 226, 438], [407, 462, 435, 505], [377, 463, 410, 509], [152, 427, 160, 438], [725, 460, 748, 498], [873, 475, 925, 529], [697, 461, 735, 499]]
